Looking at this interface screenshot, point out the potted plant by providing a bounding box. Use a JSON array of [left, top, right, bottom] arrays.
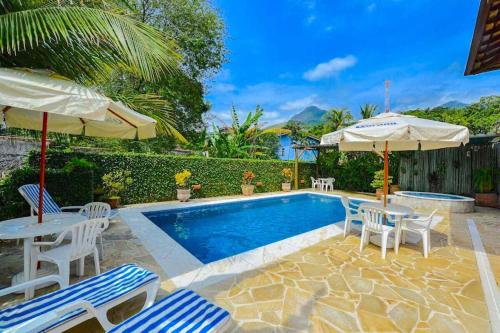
[[281, 168, 293, 192], [241, 170, 255, 196], [102, 171, 133, 208], [371, 170, 393, 200], [175, 170, 192, 202], [473, 168, 498, 207], [390, 184, 401, 193]]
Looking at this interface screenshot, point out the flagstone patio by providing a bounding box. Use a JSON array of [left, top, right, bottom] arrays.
[[0, 191, 497, 332]]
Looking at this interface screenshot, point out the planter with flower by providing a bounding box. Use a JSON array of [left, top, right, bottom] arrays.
[[102, 171, 133, 208], [241, 170, 255, 196], [175, 170, 192, 202], [281, 168, 293, 192], [371, 170, 392, 200], [473, 168, 498, 207]]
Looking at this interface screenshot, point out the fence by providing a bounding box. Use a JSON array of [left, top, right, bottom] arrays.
[[399, 137, 499, 196]]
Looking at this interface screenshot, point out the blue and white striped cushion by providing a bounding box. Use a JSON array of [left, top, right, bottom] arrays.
[[109, 289, 230, 333], [19, 184, 62, 214], [0, 264, 158, 332]]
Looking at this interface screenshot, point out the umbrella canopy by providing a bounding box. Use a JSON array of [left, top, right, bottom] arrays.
[[0, 68, 157, 223], [320, 112, 469, 151], [321, 112, 469, 209], [0, 68, 156, 139]]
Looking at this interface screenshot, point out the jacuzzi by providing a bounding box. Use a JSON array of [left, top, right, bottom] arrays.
[[393, 191, 475, 213]]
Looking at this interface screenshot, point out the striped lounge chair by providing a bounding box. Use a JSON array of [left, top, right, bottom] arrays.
[[0, 264, 159, 333], [18, 184, 84, 216], [0, 265, 231, 333]]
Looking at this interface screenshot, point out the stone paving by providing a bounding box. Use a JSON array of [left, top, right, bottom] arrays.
[[0, 190, 498, 333]]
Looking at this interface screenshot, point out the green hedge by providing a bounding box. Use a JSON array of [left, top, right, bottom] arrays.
[[29, 150, 316, 204], [0, 167, 94, 220]]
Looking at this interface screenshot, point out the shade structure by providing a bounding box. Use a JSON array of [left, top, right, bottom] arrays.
[[320, 112, 470, 208], [0, 68, 157, 223], [0, 68, 157, 140]]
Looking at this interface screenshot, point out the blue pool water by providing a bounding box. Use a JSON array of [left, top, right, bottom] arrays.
[[143, 194, 364, 264], [399, 191, 471, 200]]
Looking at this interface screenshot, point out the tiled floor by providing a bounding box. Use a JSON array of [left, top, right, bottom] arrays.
[[0, 190, 498, 332]]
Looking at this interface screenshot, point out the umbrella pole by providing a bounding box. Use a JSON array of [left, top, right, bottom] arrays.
[[383, 140, 389, 208], [37, 112, 48, 224]]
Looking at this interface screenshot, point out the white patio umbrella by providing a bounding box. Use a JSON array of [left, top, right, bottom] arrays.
[[0, 68, 157, 223], [320, 112, 469, 206]]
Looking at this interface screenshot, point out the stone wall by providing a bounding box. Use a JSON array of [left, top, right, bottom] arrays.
[[0, 136, 40, 177]]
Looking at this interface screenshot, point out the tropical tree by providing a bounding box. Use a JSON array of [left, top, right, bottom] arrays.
[[322, 108, 354, 132], [360, 104, 378, 119], [209, 106, 288, 159]]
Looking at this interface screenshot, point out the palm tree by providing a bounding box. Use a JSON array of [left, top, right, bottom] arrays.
[[360, 104, 378, 119], [0, 1, 183, 140], [323, 108, 354, 132], [0, 1, 181, 84]]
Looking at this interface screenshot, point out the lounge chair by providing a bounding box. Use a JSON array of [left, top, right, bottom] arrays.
[[18, 184, 84, 216], [0, 264, 231, 333], [0, 264, 159, 333]]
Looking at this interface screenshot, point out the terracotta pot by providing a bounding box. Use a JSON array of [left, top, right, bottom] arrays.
[[256, 181, 264, 187], [475, 193, 498, 207], [192, 184, 202, 191], [282, 183, 292, 192], [375, 188, 384, 200], [390, 184, 400, 194], [241, 184, 254, 196], [300, 179, 305, 184], [177, 189, 191, 202], [107, 197, 120, 209]]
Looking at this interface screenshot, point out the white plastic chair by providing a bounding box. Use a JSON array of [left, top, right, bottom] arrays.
[[340, 196, 362, 238], [311, 177, 320, 189], [79, 202, 111, 259], [401, 209, 438, 258], [359, 206, 396, 259], [32, 218, 105, 287], [322, 178, 335, 191]]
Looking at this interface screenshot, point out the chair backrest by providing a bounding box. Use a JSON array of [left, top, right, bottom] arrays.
[[80, 203, 111, 232], [310, 177, 316, 182], [422, 209, 438, 229], [341, 196, 359, 218], [360, 206, 393, 232], [69, 219, 104, 258], [18, 184, 62, 215]]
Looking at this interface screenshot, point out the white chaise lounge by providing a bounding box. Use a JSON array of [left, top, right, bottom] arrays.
[[0, 264, 231, 333]]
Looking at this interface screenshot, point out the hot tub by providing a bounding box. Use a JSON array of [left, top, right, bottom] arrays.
[[393, 191, 475, 213]]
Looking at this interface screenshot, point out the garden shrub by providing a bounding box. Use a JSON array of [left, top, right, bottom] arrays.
[[29, 150, 316, 204], [0, 167, 94, 220]]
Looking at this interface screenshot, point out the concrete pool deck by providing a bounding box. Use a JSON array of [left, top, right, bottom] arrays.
[[0, 189, 498, 332]]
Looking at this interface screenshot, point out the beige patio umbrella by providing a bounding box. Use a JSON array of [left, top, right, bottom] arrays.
[[0, 68, 157, 223], [320, 112, 469, 207]]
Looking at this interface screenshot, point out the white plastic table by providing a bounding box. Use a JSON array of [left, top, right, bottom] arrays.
[[0, 214, 86, 299], [358, 202, 414, 249], [319, 178, 334, 191]]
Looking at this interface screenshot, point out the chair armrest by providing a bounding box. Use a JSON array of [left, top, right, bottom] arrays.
[[33, 228, 70, 248], [0, 275, 64, 298], [60, 206, 84, 212]]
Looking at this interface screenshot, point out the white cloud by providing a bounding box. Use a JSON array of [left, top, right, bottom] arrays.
[[210, 83, 236, 94], [303, 55, 357, 81], [366, 3, 377, 12], [279, 95, 327, 111]]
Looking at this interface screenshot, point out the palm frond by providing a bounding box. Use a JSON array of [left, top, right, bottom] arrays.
[[0, 4, 181, 82]]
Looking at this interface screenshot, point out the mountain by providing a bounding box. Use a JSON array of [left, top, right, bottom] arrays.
[[438, 101, 468, 109], [289, 106, 327, 126]]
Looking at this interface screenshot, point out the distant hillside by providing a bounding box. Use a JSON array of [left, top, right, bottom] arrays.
[[289, 106, 327, 126], [438, 101, 468, 109]]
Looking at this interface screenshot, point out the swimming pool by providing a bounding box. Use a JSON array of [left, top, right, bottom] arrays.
[[143, 193, 363, 264]]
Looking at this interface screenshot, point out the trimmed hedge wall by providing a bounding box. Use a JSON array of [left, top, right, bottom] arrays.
[[0, 168, 94, 220], [29, 150, 316, 204]]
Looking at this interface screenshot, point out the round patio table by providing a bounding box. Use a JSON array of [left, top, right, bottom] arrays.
[[358, 202, 414, 250], [0, 214, 86, 299]]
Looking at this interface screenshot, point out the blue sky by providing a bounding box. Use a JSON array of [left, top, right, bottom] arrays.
[[206, 0, 500, 127]]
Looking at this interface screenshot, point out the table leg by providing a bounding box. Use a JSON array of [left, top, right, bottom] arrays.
[[23, 237, 34, 300]]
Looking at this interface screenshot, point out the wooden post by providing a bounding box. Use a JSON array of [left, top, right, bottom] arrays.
[[38, 112, 48, 224], [294, 148, 300, 190], [316, 149, 320, 178]]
